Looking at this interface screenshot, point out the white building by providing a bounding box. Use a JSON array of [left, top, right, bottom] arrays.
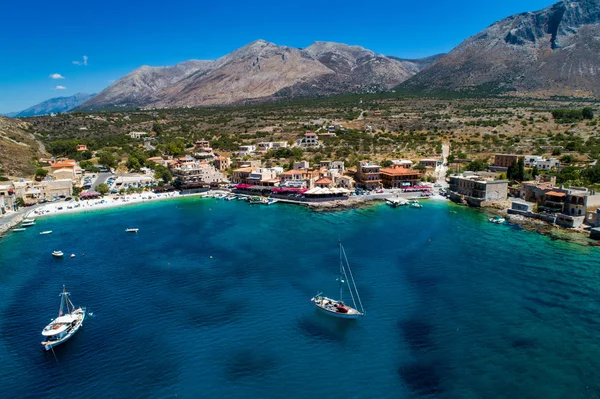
[[391, 159, 413, 169], [293, 161, 310, 170], [296, 132, 320, 148], [536, 158, 560, 170], [128, 131, 148, 139], [523, 155, 544, 167], [171, 162, 224, 185], [238, 145, 256, 156]]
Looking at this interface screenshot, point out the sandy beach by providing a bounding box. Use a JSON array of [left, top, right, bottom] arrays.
[[25, 191, 190, 219]]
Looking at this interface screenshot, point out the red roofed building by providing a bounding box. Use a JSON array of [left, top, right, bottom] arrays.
[[380, 165, 422, 188]]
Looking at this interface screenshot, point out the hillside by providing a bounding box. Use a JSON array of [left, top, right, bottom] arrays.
[[401, 0, 600, 95], [78, 40, 435, 111], [0, 117, 46, 177]]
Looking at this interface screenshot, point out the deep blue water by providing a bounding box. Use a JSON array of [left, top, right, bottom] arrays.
[[1, 198, 600, 398]]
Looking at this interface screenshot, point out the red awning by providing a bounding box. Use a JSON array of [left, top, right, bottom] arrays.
[[234, 184, 252, 189], [272, 187, 307, 193]]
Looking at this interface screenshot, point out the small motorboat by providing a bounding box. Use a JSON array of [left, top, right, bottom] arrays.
[[40, 230, 53, 235], [386, 198, 409, 208], [70, 254, 76, 258], [409, 200, 423, 208], [489, 215, 506, 224], [12, 228, 26, 232], [52, 251, 64, 257], [125, 228, 139, 233], [21, 221, 36, 227], [23, 218, 35, 223]]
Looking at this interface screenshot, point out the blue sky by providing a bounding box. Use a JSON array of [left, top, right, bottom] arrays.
[[0, 0, 556, 114]]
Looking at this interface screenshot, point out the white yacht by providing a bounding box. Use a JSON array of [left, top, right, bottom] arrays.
[[41, 286, 86, 350], [311, 242, 365, 319], [386, 198, 409, 208], [125, 228, 139, 233], [52, 251, 64, 257], [40, 230, 53, 235]]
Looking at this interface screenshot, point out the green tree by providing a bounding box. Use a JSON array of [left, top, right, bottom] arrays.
[[532, 166, 539, 179], [582, 107, 594, 120], [98, 151, 117, 169], [466, 158, 489, 172], [15, 197, 25, 207], [35, 168, 48, 180], [152, 122, 163, 136], [153, 165, 173, 184], [517, 158, 525, 181], [126, 156, 142, 171], [96, 183, 110, 196]]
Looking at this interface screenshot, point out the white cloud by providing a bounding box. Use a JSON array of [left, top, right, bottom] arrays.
[[53, 85, 67, 90], [49, 73, 65, 79], [72, 55, 88, 66]]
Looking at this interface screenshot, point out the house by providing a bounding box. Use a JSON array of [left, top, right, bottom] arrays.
[[296, 132, 319, 148], [391, 160, 413, 169], [147, 156, 171, 167], [419, 159, 438, 169], [128, 131, 147, 139], [0, 184, 16, 213], [511, 200, 535, 212], [334, 175, 355, 189], [51, 159, 82, 183], [314, 177, 333, 188], [523, 155, 544, 167], [231, 167, 255, 184], [232, 159, 261, 169], [214, 156, 231, 171], [490, 154, 519, 172], [355, 161, 381, 190], [76, 144, 88, 152], [194, 139, 210, 150], [238, 145, 256, 156], [380, 166, 422, 188], [536, 158, 560, 170], [279, 169, 319, 188], [41, 179, 73, 199], [448, 173, 509, 207], [293, 161, 310, 170]]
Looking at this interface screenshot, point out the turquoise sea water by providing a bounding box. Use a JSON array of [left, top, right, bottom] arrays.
[[1, 198, 600, 398]]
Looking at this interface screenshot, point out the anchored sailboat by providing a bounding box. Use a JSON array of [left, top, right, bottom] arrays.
[[311, 242, 365, 319], [41, 286, 86, 350]]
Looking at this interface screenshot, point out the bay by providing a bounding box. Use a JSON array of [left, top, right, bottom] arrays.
[[1, 197, 599, 398]]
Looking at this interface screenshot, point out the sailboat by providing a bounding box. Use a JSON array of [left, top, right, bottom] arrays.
[[41, 286, 86, 350], [311, 242, 365, 319]]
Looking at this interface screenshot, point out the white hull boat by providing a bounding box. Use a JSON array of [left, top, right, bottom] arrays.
[[386, 198, 408, 208], [52, 251, 64, 257], [311, 242, 365, 319], [409, 200, 423, 208], [489, 216, 506, 224], [12, 228, 26, 232], [40, 230, 53, 235], [41, 286, 86, 350], [125, 228, 139, 233], [21, 221, 36, 227]]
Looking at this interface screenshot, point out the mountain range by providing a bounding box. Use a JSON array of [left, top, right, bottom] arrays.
[[77, 41, 440, 111], [11, 0, 600, 116], [401, 0, 600, 95], [7, 93, 95, 118]]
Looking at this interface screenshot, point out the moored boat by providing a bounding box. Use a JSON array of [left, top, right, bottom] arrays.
[[41, 286, 86, 350], [311, 242, 365, 319], [409, 200, 423, 208], [40, 230, 53, 235], [125, 228, 139, 233], [12, 228, 26, 232], [21, 221, 36, 227], [248, 196, 264, 204], [52, 250, 64, 257], [386, 198, 408, 208], [489, 215, 506, 224]]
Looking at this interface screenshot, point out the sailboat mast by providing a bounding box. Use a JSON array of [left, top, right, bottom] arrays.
[[339, 242, 343, 302]]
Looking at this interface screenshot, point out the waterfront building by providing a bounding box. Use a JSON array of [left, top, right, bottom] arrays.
[[171, 162, 223, 185], [448, 173, 509, 207], [0, 184, 15, 212], [231, 167, 255, 184], [380, 165, 422, 188], [51, 159, 82, 183], [314, 177, 333, 188], [41, 179, 73, 199], [355, 161, 381, 190], [334, 175, 355, 189]]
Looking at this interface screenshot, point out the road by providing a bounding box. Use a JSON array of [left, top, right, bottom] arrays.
[[435, 143, 450, 187], [91, 172, 112, 191]]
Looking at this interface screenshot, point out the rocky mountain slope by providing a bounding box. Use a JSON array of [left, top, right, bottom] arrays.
[[0, 117, 46, 177], [401, 0, 600, 95], [15, 93, 95, 117], [78, 40, 434, 110]]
